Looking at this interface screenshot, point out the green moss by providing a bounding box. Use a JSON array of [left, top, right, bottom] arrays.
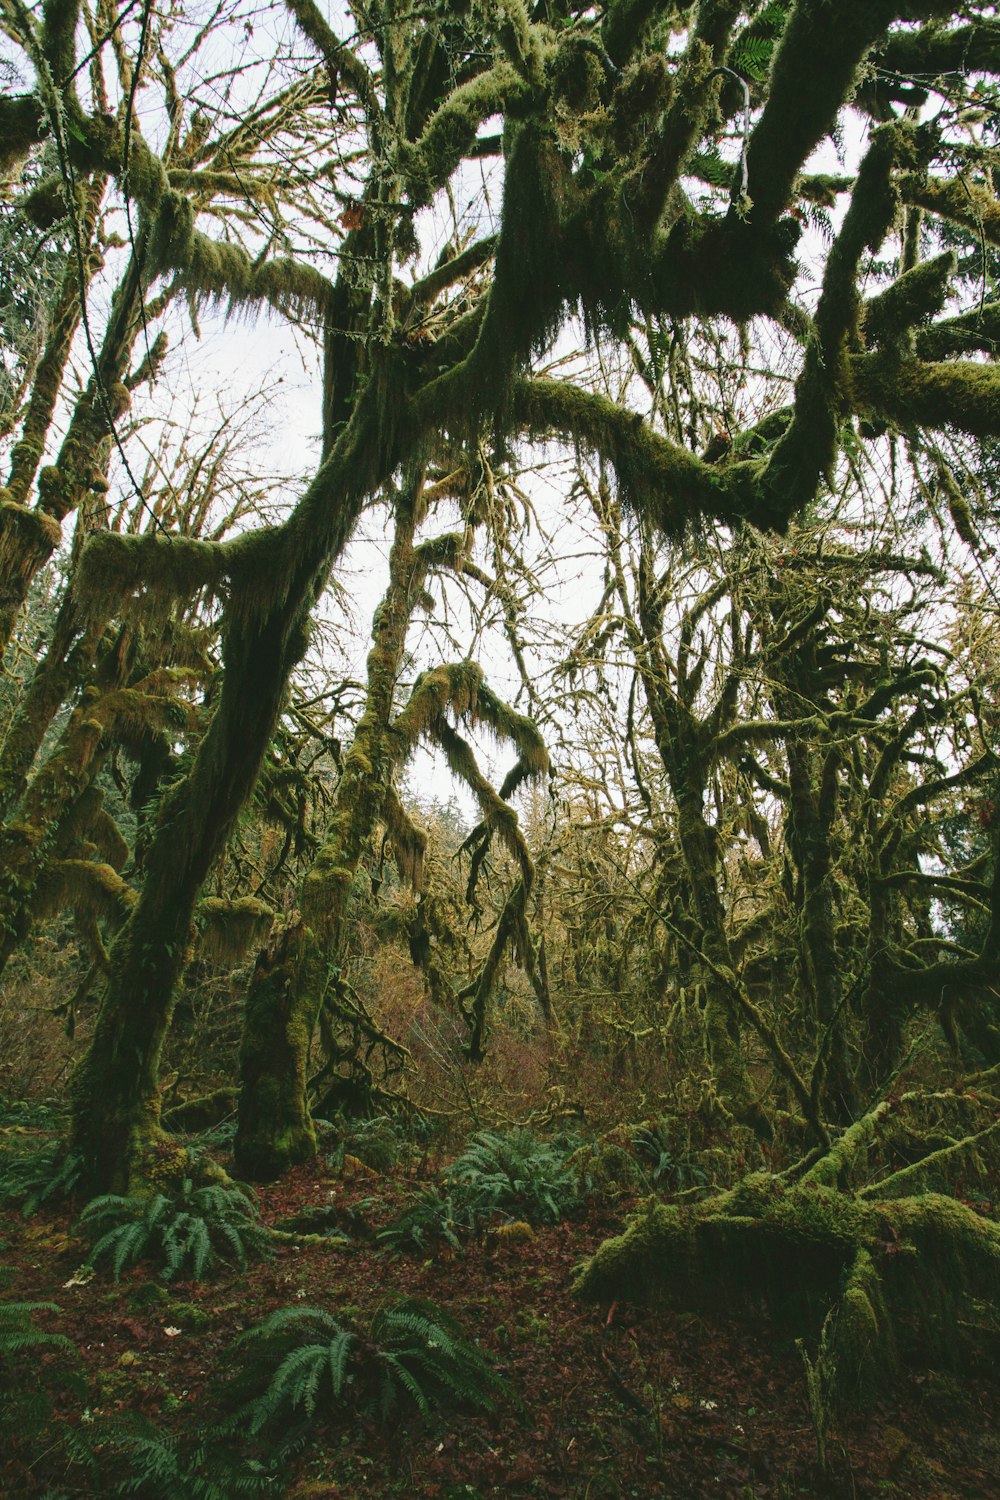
[[874, 1192, 1000, 1364], [863, 251, 956, 350], [401, 63, 524, 206], [512, 377, 767, 536], [575, 1175, 1000, 1411], [849, 354, 1000, 437], [901, 170, 1000, 250], [196, 896, 274, 964], [0, 502, 62, 572], [75, 531, 229, 620], [33, 858, 135, 924], [0, 96, 43, 185], [234, 922, 319, 1181], [831, 1248, 890, 1409], [41, 0, 81, 84], [743, 0, 901, 229], [162, 1300, 212, 1331], [601, 0, 668, 70], [35, 465, 70, 517]]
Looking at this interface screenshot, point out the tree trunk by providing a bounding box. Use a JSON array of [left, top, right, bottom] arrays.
[[234, 922, 320, 1179]]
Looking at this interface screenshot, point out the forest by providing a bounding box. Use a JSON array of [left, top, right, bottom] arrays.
[[0, 0, 998, 1495]]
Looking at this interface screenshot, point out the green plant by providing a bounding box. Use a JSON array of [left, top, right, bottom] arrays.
[[0, 1292, 83, 1443], [78, 1179, 269, 1281], [797, 1309, 838, 1477], [445, 1128, 582, 1227], [88, 1414, 275, 1497], [221, 1297, 510, 1436], [630, 1120, 708, 1195], [377, 1187, 471, 1256], [0, 1139, 83, 1217]]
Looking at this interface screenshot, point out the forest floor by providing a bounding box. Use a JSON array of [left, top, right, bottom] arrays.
[[1, 1134, 998, 1500]]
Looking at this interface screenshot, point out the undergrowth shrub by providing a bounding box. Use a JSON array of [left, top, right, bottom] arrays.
[[0, 1287, 83, 1445], [0, 1138, 82, 1217], [78, 1179, 269, 1281], [445, 1128, 583, 1226], [220, 1297, 510, 1438], [323, 1110, 440, 1175], [86, 1414, 275, 1498], [331, 1114, 408, 1172]]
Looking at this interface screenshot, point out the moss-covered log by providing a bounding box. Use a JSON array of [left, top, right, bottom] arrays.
[[574, 1172, 1000, 1411]]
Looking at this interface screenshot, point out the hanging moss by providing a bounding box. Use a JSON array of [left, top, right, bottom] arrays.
[[0, 95, 44, 185], [178, 236, 335, 322], [393, 661, 483, 749], [382, 783, 427, 891], [510, 377, 761, 536], [33, 857, 135, 925], [196, 896, 275, 964], [458, 874, 532, 1061], [75, 531, 229, 620], [21, 174, 81, 229], [58, 786, 130, 871], [0, 503, 62, 610]]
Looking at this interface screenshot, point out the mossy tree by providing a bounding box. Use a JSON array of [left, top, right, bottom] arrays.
[[0, 398, 288, 1028], [236, 462, 549, 1177]]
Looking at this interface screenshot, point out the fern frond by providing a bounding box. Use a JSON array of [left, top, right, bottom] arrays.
[[78, 1179, 268, 1282], [218, 1296, 509, 1436]]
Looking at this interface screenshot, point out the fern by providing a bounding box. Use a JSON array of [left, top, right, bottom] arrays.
[[377, 1187, 470, 1256], [0, 1140, 82, 1217], [220, 1306, 357, 1435], [0, 1297, 76, 1360], [687, 150, 735, 191], [367, 1298, 510, 1420], [445, 1128, 582, 1227], [0, 1294, 83, 1444], [631, 1120, 708, 1194], [90, 1413, 275, 1497], [379, 1129, 583, 1251], [730, 32, 775, 82], [78, 1178, 269, 1281], [220, 1297, 510, 1437]]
